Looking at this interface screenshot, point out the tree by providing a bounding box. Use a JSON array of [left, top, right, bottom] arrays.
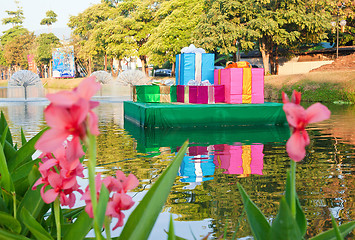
[[3, 32, 35, 71], [40, 10, 58, 32], [195, 0, 331, 75], [35, 33, 61, 76], [1, 0, 24, 27], [68, 2, 114, 74], [144, 0, 203, 74]]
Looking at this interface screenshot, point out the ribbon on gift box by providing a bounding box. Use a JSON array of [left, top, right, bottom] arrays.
[[216, 61, 253, 103]]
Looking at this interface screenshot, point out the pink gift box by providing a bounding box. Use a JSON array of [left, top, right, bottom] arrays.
[[176, 85, 225, 104], [214, 68, 264, 104], [213, 144, 264, 175]]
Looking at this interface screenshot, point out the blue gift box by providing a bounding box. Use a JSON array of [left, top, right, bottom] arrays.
[[175, 53, 215, 85]]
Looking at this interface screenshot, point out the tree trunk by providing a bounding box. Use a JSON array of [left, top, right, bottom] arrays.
[[232, 52, 237, 62], [171, 62, 175, 77], [275, 45, 279, 75], [140, 55, 148, 75], [259, 40, 270, 75], [104, 54, 108, 71]]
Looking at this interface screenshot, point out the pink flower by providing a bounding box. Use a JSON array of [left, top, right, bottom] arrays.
[[283, 102, 331, 161], [82, 171, 139, 229], [35, 76, 101, 159], [282, 90, 301, 104]]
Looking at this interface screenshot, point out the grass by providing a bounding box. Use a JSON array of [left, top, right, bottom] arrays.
[[265, 70, 355, 103]]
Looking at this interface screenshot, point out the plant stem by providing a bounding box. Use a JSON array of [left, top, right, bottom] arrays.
[[87, 134, 102, 239], [54, 198, 61, 240], [104, 217, 112, 240], [290, 160, 296, 217]]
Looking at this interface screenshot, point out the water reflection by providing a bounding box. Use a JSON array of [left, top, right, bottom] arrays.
[[0, 100, 353, 239]]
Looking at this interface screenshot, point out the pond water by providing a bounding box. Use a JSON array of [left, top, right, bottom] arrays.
[[0, 93, 354, 239]]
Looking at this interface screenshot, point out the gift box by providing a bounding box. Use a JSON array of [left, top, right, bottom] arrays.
[[214, 68, 264, 104], [133, 85, 177, 103], [176, 85, 225, 104], [213, 144, 264, 176], [176, 53, 215, 85]]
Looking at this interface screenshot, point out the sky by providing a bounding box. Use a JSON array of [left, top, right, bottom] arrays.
[[0, 0, 101, 39]]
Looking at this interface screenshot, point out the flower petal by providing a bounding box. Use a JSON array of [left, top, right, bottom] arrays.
[[283, 103, 306, 128], [47, 91, 79, 107], [88, 111, 100, 136], [42, 188, 58, 204], [44, 104, 72, 129], [35, 129, 69, 153], [76, 76, 101, 100], [306, 103, 331, 124], [286, 130, 307, 162]]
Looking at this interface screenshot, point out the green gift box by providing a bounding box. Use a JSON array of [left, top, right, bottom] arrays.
[[133, 85, 177, 103]]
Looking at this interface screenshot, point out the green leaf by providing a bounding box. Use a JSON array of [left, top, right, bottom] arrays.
[[330, 214, 343, 240], [268, 197, 303, 240], [285, 167, 307, 236], [63, 210, 93, 240], [168, 214, 176, 240], [0, 111, 13, 146], [310, 221, 355, 240], [20, 207, 53, 240], [1, 125, 8, 148], [0, 211, 22, 233], [18, 187, 50, 236], [12, 159, 40, 183], [119, 140, 189, 240], [8, 129, 46, 172], [96, 183, 109, 230], [0, 142, 15, 193], [237, 183, 270, 240], [0, 228, 30, 240], [62, 206, 85, 220], [20, 129, 27, 146]]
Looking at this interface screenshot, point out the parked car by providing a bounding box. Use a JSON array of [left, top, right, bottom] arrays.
[[154, 69, 172, 77]]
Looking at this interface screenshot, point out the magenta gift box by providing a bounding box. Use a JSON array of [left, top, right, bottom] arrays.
[[214, 68, 264, 104], [176, 85, 225, 104]]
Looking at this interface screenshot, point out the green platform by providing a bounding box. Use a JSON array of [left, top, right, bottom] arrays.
[[124, 101, 288, 128], [124, 119, 290, 153]]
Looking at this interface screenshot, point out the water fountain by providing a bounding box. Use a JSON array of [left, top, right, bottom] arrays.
[[6, 70, 45, 100]]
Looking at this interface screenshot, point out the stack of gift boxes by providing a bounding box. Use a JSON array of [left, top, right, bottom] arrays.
[[133, 44, 264, 104]]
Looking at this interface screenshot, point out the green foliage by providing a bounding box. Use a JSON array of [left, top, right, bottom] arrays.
[[1, 1, 25, 26], [40, 10, 58, 26], [35, 33, 61, 67]]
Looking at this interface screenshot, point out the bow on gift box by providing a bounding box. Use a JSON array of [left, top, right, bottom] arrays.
[[225, 61, 252, 69], [181, 44, 206, 54]]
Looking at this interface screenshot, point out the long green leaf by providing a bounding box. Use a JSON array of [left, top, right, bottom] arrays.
[[12, 159, 40, 183], [0, 211, 22, 233], [168, 214, 176, 240], [310, 221, 355, 240], [237, 183, 270, 240], [1, 126, 8, 148], [331, 214, 344, 240], [0, 111, 13, 146], [119, 140, 189, 240], [8, 129, 46, 172], [96, 183, 109, 230], [20, 207, 53, 240], [0, 142, 14, 193], [20, 129, 27, 146], [18, 187, 50, 235], [0, 228, 30, 240], [268, 197, 303, 240], [63, 210, 93, 240]]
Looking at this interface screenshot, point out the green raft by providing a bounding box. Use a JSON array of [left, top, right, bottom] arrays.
[[124, 101, 288, 128]]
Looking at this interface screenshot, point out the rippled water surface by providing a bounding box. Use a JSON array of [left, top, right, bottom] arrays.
[[0, 99, 354, 239]]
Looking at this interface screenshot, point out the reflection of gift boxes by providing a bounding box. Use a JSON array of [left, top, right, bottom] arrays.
[[176, 53, 215, 85], [213, 144, 264, 176], [179, 154, 215, 183], [133, 85, 177, 103], [176, 85, 225, 104], [214, 68, 264, 104]]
